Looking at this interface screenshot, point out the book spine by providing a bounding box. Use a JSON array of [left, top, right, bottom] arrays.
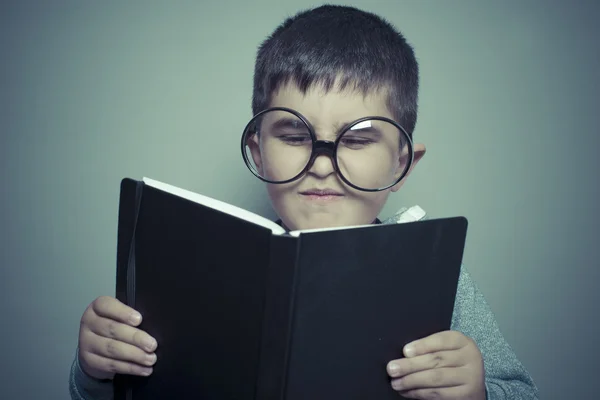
[[125, 182, 144, 311], [113, 179, 145, 400], [254, 235, 302, 400]]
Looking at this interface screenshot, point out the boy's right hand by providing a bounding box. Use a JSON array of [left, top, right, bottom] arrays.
[[78, 296, 158, 380]]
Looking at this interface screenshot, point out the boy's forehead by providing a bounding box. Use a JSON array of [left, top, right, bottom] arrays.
[[268, 81, 394, 126]]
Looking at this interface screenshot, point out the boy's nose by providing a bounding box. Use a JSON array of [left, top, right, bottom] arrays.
[[307, 152, 336, 177]]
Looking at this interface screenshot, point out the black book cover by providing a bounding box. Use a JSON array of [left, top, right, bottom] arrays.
[[113, 178, 468, 399]]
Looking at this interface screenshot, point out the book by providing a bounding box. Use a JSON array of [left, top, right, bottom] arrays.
[[113, 177, 468, 400]]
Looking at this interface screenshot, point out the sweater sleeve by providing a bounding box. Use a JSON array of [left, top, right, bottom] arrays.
[[69, 349, 114, 400], [450, 266, 539, 399]]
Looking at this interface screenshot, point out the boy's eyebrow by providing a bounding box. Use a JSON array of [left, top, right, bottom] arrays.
[[268, 117, 307, 130]]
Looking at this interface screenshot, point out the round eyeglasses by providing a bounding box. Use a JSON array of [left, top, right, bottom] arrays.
[[241, 107, 414, 192]]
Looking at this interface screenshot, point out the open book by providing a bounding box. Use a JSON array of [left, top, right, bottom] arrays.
[[113, 177, 468, 400]]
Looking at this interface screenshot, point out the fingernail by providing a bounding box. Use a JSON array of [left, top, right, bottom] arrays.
[[392, 379, 404, 390], [387, 362, 399, 374], [146, 353, 157, 366], [129, 312, 141, 324], [141, 368, 152, 376], [144, 337, 156, 351], [404, 344, 415, 357]]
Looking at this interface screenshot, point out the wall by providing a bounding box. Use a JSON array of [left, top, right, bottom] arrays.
[[1, 1, 598, 398]]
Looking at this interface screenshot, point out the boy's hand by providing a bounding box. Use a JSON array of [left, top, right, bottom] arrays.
[[78, 296, 158, 380], [386, 331, 485, 400]]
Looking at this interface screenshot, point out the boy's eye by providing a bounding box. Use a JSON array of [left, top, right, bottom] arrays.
[[276, 133, 312, 145], [340, 136, 374, 148]]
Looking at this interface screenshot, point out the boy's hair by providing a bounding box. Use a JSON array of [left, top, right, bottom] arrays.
[[252, 5, 420, 136]]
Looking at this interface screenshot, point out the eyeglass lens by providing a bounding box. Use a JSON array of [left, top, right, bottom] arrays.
[[243, 109, 411, 191]]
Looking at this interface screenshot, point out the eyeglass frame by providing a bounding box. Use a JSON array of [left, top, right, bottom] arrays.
[[240, 106, 415, 192]]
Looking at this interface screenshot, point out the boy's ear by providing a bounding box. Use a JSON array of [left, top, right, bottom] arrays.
[[247, 134, 263, 174], [390, 143, 426, 193]]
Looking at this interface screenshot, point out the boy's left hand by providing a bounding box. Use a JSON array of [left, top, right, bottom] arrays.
[[386, 330, 486, 400]]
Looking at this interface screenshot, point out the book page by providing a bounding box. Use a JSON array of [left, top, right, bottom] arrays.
[[289, 223, 377, 237], [143, 177, 286, 235]]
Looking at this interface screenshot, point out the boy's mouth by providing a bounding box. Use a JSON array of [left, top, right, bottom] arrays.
[[299, 188, 344, 201]]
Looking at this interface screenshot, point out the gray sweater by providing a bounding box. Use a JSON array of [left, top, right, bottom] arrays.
[[69, 206, 539, 399]]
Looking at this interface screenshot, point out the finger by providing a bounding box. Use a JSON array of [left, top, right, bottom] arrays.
[[399, 385, 470, 400], [84, 330, 157, 368], [403, 331, 468, 358], [90, 296, 142, 326], [387, 350, 463, 378], [88, 315, 157, 352], [83, 351, 154, 377], [391, 367, 466, 392]]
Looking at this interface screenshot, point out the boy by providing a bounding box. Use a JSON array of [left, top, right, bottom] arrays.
[[70, 5, 539, 400]]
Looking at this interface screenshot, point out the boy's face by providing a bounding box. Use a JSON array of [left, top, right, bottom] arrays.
[[255, 82, 425, 231]]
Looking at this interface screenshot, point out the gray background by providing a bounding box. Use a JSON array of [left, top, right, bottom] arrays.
[[1, 1, 598, 398]]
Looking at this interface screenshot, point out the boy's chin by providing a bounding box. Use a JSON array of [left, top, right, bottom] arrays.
[[284, 214, 373, 231]]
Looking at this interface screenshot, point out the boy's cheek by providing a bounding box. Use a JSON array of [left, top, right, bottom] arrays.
[[265, 184, 300, 229]]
